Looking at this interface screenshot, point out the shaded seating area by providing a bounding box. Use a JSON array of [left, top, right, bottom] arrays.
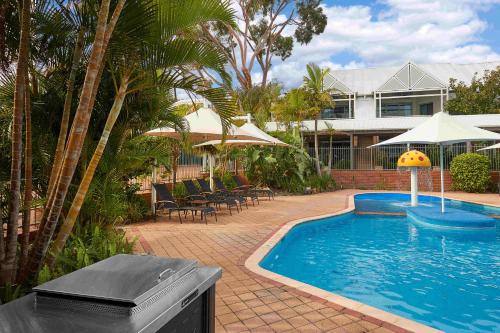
[[183, 179, 240, 215], [153, 183, 217, 224], [232, 175, 274, 200]]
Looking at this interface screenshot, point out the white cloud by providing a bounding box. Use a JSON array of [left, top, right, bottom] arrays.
[[264, 0, 500, 88]]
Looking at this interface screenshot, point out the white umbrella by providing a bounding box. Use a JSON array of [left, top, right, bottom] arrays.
[[478, 143, 500, 151], [145, 107, 257, 141], [239, 123, 290, 147], [193, 139, 280, 148], [372, 112, 500, 212], [144, 107, 259, 209]]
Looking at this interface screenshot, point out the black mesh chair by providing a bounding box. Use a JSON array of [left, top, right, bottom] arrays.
[[213, 176, 258, 207], [183, 179, 239, 215], [232, 175, 274, 200], [197, 178, 247, 209], [153, 183, 217, 224]]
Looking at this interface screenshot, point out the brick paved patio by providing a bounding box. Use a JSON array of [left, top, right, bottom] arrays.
[[124, 190, 498, 333]]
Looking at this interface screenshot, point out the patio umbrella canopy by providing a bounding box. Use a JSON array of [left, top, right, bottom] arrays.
[[372, 112, 500, 212], [193, 139, 279, 148], [478, 143, 500, 151], [239, 123, 290, 147], [145, 107, 257, 142]]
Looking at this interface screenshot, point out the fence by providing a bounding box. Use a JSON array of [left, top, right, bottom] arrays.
[[130, 154, 239, 192], [308, 144, 500, 171]]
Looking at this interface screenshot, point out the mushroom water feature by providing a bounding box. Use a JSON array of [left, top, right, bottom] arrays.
[[397, 150, 431, 207]]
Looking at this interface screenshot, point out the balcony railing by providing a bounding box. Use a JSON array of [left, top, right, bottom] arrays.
[[308, 144, 500, 171]]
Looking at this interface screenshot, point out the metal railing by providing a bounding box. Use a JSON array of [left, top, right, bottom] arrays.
[[308, 144, 500, 170], [130, 155, 239, 192]]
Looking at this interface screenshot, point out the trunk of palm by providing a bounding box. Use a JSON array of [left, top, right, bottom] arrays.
[[48, 77, 129, 263], [314, 117, 321, 175], [22, 0, 126, 282], [19, 70, 32, 277], [47, 28, 85, 197], [328, 134, 333, 171], [0, 0, 30, 285]]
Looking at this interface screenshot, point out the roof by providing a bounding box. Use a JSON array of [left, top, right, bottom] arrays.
[[266, 114, 500, 133], [327, 61, 500, 95]]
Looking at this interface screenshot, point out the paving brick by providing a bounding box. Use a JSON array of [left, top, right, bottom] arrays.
[[124, 190, 489, 333]]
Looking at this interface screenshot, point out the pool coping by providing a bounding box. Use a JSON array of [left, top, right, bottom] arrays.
[[244, 193, 447, 333]]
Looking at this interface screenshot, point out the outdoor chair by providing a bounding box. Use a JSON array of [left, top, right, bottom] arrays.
[[232, 175, 274, 200], [183, 179, 239, 215], [213, 176, 258, 207], [152, 183, 217, 224], [197, 178, 247, 209]]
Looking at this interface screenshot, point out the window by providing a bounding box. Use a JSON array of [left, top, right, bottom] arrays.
[[380, 102, 412, 117], [321, 105, 350, 119], [419, 102, 433, 116]]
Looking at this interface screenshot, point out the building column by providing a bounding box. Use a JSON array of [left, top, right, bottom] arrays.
[[349, 134, 355, 170]]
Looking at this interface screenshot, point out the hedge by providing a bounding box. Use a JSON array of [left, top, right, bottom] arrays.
[[450, 153, 491, 193]]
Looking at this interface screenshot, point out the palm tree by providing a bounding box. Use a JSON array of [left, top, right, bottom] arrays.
[[303, 63, 334, 175], [272, 88, 309, 147], [21, 0, 127, 282], [0, 0, 30, 285], [49, 0, 237, 265], [324, 121, 336, 171]]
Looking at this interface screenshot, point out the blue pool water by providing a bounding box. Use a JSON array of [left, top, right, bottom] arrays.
[[260, 194, 500, 333]]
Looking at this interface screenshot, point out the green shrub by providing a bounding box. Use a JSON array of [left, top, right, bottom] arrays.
[[38, 223, 135, 285], [450, 153, 491, 193], [305, 174, 336, 192]]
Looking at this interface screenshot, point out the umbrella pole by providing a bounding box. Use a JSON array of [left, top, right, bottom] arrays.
[[209, 154, 214, 191], [152, 159, 157, 215], [440, 144, 445, 213]]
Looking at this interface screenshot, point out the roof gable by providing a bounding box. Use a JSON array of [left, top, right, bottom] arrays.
[[324, 73, 353, 94], [377, 62, 446, 92]]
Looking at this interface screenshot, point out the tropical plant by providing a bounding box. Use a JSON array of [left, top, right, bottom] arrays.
[[450, 153, 491, 193], [37, 223, 135, 285], [324, 121, 335, 170], [0, 0, 238, 287], [303, 63, 334, 175], [271, 88, 310, 146]]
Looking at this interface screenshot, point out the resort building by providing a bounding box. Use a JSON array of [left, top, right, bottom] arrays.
[[266, 61, 500, 170]]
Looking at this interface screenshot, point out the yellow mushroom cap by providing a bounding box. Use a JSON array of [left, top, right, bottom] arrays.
[[397, 150, 431, 168]]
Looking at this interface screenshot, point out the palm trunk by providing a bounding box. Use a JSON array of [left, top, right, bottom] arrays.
[[21, 0, 121, 282], [314, 117, 321, 175], [48, 77, 129, 264], [0, 0, 30, 285], [328, 134, 333, 171], [47, 28, 85, 197], [19, 70, 32, 277]]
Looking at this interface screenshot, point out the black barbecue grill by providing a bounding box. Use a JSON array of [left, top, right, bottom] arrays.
[[0, 254, 222, 333]]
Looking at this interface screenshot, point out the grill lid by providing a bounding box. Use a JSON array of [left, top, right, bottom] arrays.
[[33, 254, 197, 305]]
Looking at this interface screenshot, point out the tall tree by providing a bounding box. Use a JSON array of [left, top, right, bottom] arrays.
[[303, 63, 333, 175], [0, 0, 30, 285], [49, 0, 236, 260], [446, 67, 500, 115], [200, 0, 327, 90], [21, 0, 126, 282], [271, 87, 309, 146]]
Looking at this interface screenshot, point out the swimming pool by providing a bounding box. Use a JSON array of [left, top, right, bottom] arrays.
[[260, 193, 500, 333]]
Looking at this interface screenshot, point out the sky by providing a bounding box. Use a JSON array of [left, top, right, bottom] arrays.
[[257, 0, 500, 88]]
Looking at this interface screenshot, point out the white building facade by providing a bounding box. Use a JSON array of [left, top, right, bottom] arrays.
[[266, 61, 500, 169]]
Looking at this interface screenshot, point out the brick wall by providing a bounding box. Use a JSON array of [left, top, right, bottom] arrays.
[[331, 170, 499, 192]]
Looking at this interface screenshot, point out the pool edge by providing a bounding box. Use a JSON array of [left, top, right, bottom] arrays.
[[244, 193, 444, 333]]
